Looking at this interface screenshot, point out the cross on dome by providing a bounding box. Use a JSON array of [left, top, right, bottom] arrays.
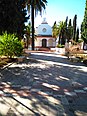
[[42, 18, 48, 24]]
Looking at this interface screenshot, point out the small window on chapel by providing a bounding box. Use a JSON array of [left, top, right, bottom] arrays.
[[42, 28, 46, 32]]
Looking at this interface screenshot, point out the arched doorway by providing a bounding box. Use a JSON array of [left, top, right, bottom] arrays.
[[42, 39, 47, 47], [48, 39, 53, 47]]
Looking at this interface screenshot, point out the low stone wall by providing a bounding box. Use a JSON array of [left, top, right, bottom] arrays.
[[17, 56, 25, 62], [51, 48, 65, 54]]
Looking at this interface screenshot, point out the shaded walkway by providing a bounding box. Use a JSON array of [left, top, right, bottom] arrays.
[[0, 52, 87, 116]]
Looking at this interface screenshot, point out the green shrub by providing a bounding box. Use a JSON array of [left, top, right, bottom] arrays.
[[57, 44, 65, 48], [78, 39, 83, 43], [0, 32, 23, 58]]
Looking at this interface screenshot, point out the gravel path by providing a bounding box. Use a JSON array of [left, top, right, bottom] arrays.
[[0, 52, 87, 116]]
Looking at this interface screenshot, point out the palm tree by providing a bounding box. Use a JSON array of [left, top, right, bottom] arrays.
[[26, 0, 48, 50], [52, 21, 66, 45], [58, 21, 66, 45], [25, 22, 32, 48], [52, 21, 59, 39]]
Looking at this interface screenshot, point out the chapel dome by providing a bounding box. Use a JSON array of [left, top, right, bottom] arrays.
[[36, 18, 52, 36]]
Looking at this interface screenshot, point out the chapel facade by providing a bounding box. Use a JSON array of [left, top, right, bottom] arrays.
[[35, 18, 56, 50]]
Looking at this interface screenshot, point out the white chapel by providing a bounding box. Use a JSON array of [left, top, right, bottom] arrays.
[[35, 18, 56, 50]]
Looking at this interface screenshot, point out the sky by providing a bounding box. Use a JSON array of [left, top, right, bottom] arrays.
[[34, 0, 86, 29]]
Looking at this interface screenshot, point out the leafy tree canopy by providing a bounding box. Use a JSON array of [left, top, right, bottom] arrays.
[[0, 0, 28, 38]]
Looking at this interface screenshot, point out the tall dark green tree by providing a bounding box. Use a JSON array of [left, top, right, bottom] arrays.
[[64, 16, 68, 40], [60, 17, 68, 45], [81, 0, 87, 43], [73, 14, 77, 40], [0, 0, 28, 38], [26, 0, 47, 50], [76, 27, 79, 42], [67, 19, 73, 41]]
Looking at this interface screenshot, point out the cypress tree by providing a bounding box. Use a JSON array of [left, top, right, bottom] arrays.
[[76, 27, 79, 42], [68, 19, 73, 41], [81, 0, 87, 43], [65, 16, 68, 40], [73, 14, 77, 41]]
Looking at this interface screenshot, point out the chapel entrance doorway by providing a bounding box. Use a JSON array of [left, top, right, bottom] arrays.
[[42, 39, 47, 47]]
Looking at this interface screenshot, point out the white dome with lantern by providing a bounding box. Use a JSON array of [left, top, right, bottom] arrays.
[[36, 18, 52, 36], [34, 18, 56, 50]]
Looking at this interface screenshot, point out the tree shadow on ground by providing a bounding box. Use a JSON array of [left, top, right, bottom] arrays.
[[0, 52, 87, 116]]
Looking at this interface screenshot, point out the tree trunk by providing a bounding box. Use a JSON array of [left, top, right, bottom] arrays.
[[31, 5, 34, 50]]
